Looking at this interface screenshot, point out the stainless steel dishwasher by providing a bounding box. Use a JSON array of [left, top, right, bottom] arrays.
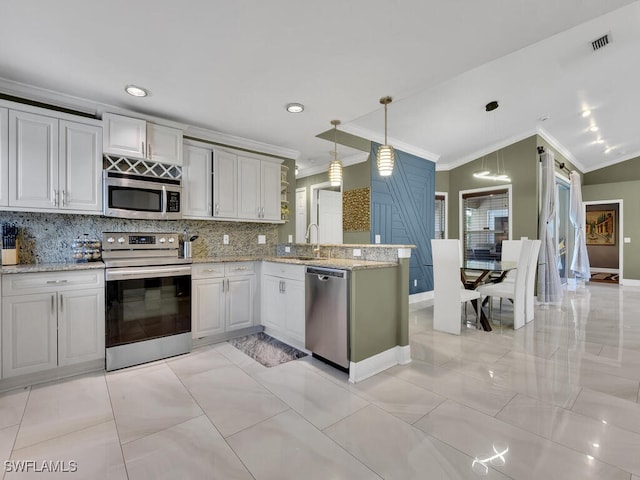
[[305, 266, 350, 369]]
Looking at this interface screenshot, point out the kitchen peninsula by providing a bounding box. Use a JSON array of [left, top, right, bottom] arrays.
[[0, 241, 412, 390]]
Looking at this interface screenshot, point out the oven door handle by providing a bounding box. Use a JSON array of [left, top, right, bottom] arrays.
[[106, 265, 191, 281]]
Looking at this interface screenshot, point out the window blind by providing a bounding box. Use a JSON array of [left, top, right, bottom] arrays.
[[462, 189, 509, 261], [435, 195, 446, 239]]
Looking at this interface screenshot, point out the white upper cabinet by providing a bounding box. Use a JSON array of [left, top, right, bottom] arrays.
[[8, 110, 59, 209], [183, 144, 212, 218], [59, 120, 102, 212], [7, 109, 102, 213], [103, 112, 182, 165], [102, 113, 146, 158], [213, 149, 237, 218], [147, 122, 183, 166], [0, 107, 8, 207], [237, 156, 281, 221]]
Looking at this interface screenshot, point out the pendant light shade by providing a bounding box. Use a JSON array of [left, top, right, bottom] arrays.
[[377, 96, 395, 177], [327, 120, 343, 186]]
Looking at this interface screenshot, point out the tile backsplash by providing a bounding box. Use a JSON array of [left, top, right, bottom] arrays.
[[0, 212, 279, 264]]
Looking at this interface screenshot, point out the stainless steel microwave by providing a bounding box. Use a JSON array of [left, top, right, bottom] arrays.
[[103, 171, 182, 220]]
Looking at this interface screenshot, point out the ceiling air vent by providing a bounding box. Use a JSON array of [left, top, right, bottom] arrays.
[[591, 33, 610, 51]]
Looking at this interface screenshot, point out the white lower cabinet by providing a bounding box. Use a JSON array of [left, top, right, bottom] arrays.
[[261, 262, 305, 347], [191, 262, 255, 340], [1, 270, 105, 378]]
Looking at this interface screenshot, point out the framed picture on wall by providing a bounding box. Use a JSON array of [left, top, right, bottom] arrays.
[[586, 209, 616, 246]]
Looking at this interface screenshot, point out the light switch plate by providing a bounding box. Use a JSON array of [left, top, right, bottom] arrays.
[[285, 246, 291, 253], [223, 234, 229, 245], [624, 237, 631, 243], [288, 235, 293, 243], [353, 248, 362, 257], [375, 234, 381, 244], [258, 235, 266, 244]]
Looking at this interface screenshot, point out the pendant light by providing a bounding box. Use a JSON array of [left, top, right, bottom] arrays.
[[376, 96, 395, 177], [473, 101, 510, 182], [328, 119, 343, 186]]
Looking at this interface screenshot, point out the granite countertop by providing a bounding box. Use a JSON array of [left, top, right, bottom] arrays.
[[2, 255, 397, 274], [1, 261, 106, 274], [194, 255, 396, 270]]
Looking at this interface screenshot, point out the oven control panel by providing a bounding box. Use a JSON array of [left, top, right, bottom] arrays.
[[102, 232, 180, 251]]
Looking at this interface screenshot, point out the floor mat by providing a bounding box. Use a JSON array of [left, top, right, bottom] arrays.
[[590, 272, 619, 284], [228, 332, 307, 367]]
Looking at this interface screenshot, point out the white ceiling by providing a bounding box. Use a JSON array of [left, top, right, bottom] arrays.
[[1, 0, 639, 175]]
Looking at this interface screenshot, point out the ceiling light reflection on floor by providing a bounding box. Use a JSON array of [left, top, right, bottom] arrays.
[[471, 443, 509, 476]]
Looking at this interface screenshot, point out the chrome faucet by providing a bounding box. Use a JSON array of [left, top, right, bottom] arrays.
[[305, 223, 321, 257]]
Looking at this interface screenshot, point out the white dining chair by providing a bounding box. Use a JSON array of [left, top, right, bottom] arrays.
[[525, 239, 542, 323], [477, 239, 533, 329], [499, 240, 522, 282], [431, 239, 481, 335]]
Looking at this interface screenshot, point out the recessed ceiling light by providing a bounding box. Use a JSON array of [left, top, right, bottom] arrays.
[[582, 110, 591, 117], [589, 125, 599, 132], [125, 85, 149, 97], [604, 146, 614, 154], [594, 138, 604, 144], [286, 102, 304, 113]]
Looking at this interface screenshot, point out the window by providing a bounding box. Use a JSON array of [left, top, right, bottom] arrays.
[[461, 188, 510, 261], [435, 194, 446, 239]]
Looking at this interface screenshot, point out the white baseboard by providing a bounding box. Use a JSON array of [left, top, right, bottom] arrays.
[[349, 345, 411, 383], [409, 291, 433, 304], [621, 278, 640, 287]]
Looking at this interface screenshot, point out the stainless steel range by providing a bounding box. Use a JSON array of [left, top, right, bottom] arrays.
[[103, 232, 192, 371]]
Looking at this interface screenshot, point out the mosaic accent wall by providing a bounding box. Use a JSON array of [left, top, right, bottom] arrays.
[[342, 187, 370, 232], [0, 212, 279, 264]]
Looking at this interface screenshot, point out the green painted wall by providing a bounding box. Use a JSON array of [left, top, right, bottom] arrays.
[[435, 170, 449, 193], [350, 265, 405, 362], [447, 136, 539, 241], [584, 154, 640, 185], [580, 154, 640, 280]]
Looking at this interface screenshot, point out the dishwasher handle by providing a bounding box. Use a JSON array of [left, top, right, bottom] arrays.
[[305, 266, 346, 278]]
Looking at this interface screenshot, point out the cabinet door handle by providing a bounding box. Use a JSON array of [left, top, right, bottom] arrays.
[[234, 267, 247, 271], [60, 294, 63, 312], [148, 143, 152, 159], [208, 203, 212, 215], [46, 279, 68, 284], [282, 280, 286, 294], [215, 204, 219, 216], [52, 189, 57, 207], [142, 142, 145, 158], [51, 295, 55, 314], [203, 268, 219, 273], [61, 190, 66, 206]]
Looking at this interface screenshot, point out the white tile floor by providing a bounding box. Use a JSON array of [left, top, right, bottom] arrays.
[[1, 282, 640, 479]]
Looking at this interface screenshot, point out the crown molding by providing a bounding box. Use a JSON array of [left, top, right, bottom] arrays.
[[184, 126, 300, 160], [579, 147, 640, 173], [535, 127, 585, 171], [297, 151, 369, 179], [339, 123, 440, 162]]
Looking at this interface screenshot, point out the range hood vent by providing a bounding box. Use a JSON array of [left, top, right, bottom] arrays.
[[591, 33, 610, 51]]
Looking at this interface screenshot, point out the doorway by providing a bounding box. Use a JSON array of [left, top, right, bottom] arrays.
[[310, 182, 343, 244], [584, 200, 622, 283]]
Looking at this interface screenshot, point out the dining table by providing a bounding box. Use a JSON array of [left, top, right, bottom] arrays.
[[461, 259, 518, 331]]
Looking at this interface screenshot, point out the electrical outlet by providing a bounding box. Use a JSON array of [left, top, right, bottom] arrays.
[[375, 234, 381, 244], [414, 279, 418, 287], [223, 234, 229, 245], [258, 235, 266, 244], [288, 234, 293, 243], [285, 246, 291, 253], [353, 248, 362, 257], [624, 237, 631, 243]]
